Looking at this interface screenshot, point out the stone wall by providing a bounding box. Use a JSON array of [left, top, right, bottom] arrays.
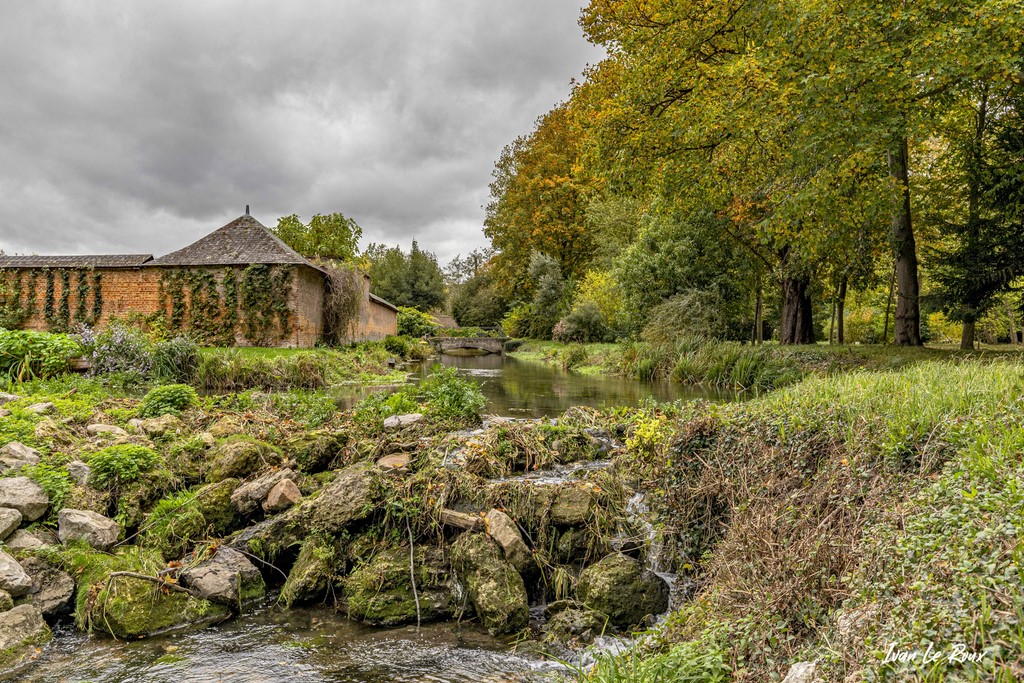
[[350, 276, 397, 342]]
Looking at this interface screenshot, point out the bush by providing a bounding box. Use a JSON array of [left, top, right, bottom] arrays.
[[23, 462, 73, 518], [353, 389, 421, 424], [642, 289, 727, 344], [418, 366, 486, 420], [383, 335, 412, 357], [152, 336, 199, 383], [397, 307, 440, 337], [501, 302, 534, 338], [559, 343, 589, 371], [0, 329, 81, 382], [89, 322, 154, 382], [138, 384, 198, 418], [87, 445, 161, 491], [553, 302, 611, 343]]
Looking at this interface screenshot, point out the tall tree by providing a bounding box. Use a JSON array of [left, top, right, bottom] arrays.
[[273, 213, 362, 262], [363, 241, 446, 312]]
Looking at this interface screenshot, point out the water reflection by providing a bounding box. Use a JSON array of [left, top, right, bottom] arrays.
[[412, 353, 734, 418]]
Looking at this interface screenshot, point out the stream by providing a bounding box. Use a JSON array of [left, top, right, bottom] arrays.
[[18, 353, 733, 683]]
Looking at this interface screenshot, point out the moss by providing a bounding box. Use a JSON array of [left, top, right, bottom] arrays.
[[194, 478, 240, 535], [279, 534, 343, 608], [343, 545, 456, 626], [450, 532, 529, 635], [286, 430, 348, 473], [142, 479, 240, 561], [207, 436, 282, 482]]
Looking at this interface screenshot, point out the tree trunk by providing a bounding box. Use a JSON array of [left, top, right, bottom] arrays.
[[780, 277, 814, 344], [837, 276, 847, 344], [883, 264, 896, 345], [887, 136, 923, 346], [753, 282, 763, 345], [960, 319, 976, 350], [828, 297, 836, 345], [1007, 301, 1019, 346]]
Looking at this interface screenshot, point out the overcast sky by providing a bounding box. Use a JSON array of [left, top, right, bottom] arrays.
[[0, 1, 601, 264]]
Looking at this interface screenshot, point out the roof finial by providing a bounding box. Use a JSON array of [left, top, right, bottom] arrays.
[[245, 204, 250, 216]]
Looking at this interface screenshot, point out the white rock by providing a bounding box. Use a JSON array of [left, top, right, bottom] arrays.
[[0, 551, 32, 597], [0, 393, 21, 406], [4, 530, 47, 550], [0, 508, 22, 541], [0, 442, 41, 471], [58, 508, 120, 550], [383, 413, 424, 431], [0, 477, 49, 521], [782, 661, 818, 683], [25, 402, 56, 415], [86, 424, 128, 437], [65, 460, 91, 486]]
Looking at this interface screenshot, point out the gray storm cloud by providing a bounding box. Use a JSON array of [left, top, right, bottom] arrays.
[[0, 1, 601, 262]]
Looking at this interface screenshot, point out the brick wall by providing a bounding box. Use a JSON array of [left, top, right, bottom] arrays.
[[2, 264, 383, 347]]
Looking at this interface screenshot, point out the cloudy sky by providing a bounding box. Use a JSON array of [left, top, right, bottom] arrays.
[[0, 1, 601, 264]]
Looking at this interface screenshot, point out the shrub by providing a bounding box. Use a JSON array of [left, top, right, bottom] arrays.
[[152, 336, 200, 383], [553, 302, 611, 343], [501, 302, 535, 338], [87, 445, 161, 491], [559, 343, 589, 371], [89, 322, 154, 382], [0, 329, 81, 382], [418, 366, 486, 420], [397, 307, 440, 337], [353, 389, 421, 424], [23, 462, 73, 518], [383, 335, 412, 357], [642, 289, 728, 344], [138, 384, 198, 418]]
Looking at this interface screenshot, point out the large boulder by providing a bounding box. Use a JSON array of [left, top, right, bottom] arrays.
[[228, 500, 311, 562], [180, 547, 265, 606], [4, 530, 50, 551], [208, 437, 282, 482], [576, 554, 669, 628], [17, 557, 75, 619], [542, 606, 609, 646], [286, 430, 348, 473], [280, 535, 342, 608], [87, 573, 230, 639], [0, 508, 22, 541], [0, 477, 49, 521], [0, 442, 41, 471], [484, 509, 533, 574], [310, 463, 377, 533], [230, 468, 296, 515], [551, 484, 595, 526], [450, 533, 529, 635], [0, 604, 51, 671], [344, 545, 458, 626], [0, 552, 32, 597], [58, 509, 120, 551]]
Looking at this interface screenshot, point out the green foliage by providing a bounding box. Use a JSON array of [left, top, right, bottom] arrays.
[[0, 328, 81, 383], [269, 389, 339, 428], [239, 264, 293, 345], [22, 462, 73, 519], [88, 321, 153, 383], [87, 445, 161, 491], [364, 240, 445, 312], [353, 388, 421, 424], [273, 212, 362, 262], [396, 307, 439, 337], [563, 639, 730, 683], [417, 365, 486, 420], [151, 335, 200, 383], [553, 302, 611, 343], [559, 343, 589, 371], [382, 335, 412, 357], [138, 383, 198, 418], [450, 268, 510, 328]]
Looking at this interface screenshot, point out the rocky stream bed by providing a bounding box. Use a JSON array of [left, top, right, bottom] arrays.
[[0, 388, 679, 680]]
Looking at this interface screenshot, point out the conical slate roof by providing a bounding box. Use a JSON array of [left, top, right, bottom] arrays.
[[149, 214, 321, 269]]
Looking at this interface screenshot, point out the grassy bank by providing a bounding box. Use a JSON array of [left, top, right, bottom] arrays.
[[575, 358, 1024, 681], [511, 338, 1024, 391]]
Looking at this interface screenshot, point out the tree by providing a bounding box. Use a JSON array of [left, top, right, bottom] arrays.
[[364, 241, 446, 312], [273, 213, 362, 262], [484, 104, 597, 296]]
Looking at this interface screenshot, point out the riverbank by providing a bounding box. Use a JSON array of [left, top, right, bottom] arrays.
[[1, 353, 1021, 681], [510, 338, 1024, 391]]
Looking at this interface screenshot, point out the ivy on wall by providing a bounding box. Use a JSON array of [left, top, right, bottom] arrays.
[[0, 268, 93, 332], [157, 265, 295, 346]]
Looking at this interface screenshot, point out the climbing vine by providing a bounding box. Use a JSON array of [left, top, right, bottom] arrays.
[[43, 269, 56, 328], [156, 265, 294, 346], [57, 269, 71, 330], [75, 270, 89, 323], [91, 272, 103, 323]]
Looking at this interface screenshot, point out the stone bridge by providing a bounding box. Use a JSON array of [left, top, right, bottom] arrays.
[[429, 336, 508, 355]]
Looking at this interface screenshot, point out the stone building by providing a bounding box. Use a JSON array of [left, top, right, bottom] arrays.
[[0, 212, 398, 347]]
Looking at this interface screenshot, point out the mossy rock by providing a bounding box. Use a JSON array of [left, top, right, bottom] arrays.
[[576, 553, 669, 628], [64, 484, 110, 515], [207, 437, 282, 482], [344, 545, 457, 626], [309, 462, 377, 534], [56, 544, 230, 639], [279, 535, 344, 608], [286, 430, 348, 473], [542, 606, 609, 646], [0, 604, 52, 673], [450, 532, 529, 635], [87, 574, 230, 638], [228, 498, 313, 564], [194, 478, 241, 535]]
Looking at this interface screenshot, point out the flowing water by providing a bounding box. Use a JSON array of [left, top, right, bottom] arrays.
[[24, 354, 733, 682]]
